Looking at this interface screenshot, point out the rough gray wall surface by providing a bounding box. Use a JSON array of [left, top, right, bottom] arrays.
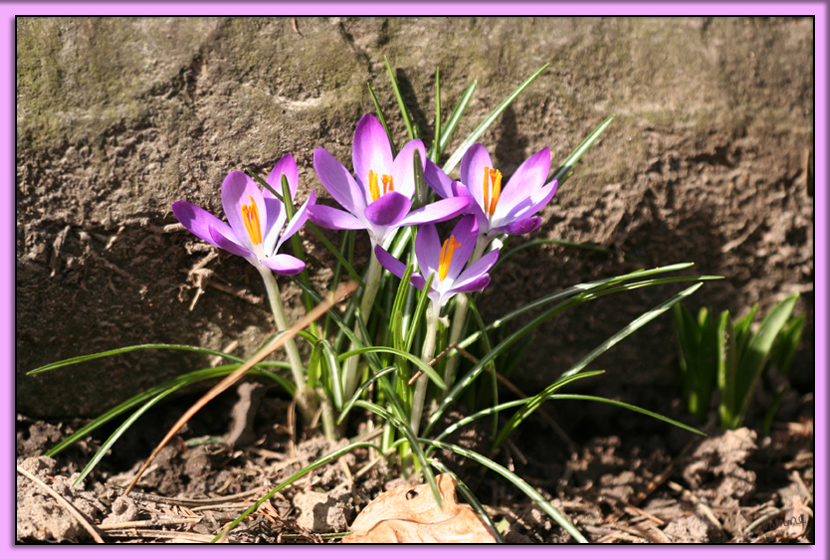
[[16, 17, 813, 418]]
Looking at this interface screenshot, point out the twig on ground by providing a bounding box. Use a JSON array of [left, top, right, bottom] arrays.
[[97, 517, 202, 530], [631, 437, 698, 506], [667, 481, 723, 532], [17, 465, 105, 543]]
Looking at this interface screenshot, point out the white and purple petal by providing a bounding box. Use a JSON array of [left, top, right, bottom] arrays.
[[352, 114, 394, 193], [276, 190, 316, 252], [266, 153, 299, 202], [452, 248, 500, 288], [374, 246, 427, 291], [459, 143, 494, 212], [308, 204, 366, 231], [493, 216, 542, 237], [314, 148, 367, 213], [396, 196, 471, 228], [414, 224, 441, 280], [493, 147, 551, 212], [448, 274, 491, 297], [259, 254, 306, 276], [445, 215, 479, 281], [221, 171, 267, 252], [172, 201, 239, 249], [390, 138, 427, 199], [262, 195, 286, 257], [208, 224, 256, 259], [364, 191, 412, 227]]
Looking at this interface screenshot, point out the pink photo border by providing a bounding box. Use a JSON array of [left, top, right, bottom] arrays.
[[3, 4, 825, 559]]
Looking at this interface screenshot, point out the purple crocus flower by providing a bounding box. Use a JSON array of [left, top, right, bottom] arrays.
[[310, 114, 471, 248], [171, 154, 315, 276], [374, 215, 499, 309], [424, 143, 558, 240]]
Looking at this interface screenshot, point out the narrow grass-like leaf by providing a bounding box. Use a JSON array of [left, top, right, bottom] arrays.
[[318, 340, 344, 410], [367, 81, 398, 158], [338, 346, 446, 390], [455, 263, 696, 351], [717, 310, 738, 428], [430, 67, 442, 162], [213, 441, 383, 543], [427, 371, 604, 453], [337, 367, 397, 423], [443, 65, 548, 174], [245, 166, 281, 199], [546, 395, 706, 436], [404, 273, 435, 355], [467, 298, 498, 433], [72, 384, 182, 486], [26, 343, 263, 375], [438, 80, 477, 155], [384, 55, 416, 141], [358, 400, 442, 510], [733, 304, 758, 358], [422, 439, 587, 543], [550, 115, 615, 187], [48, 364, 291, 457], [763, 383, 790, 437], [734, 293, 799, 425], [431, 272, 706, 436], [391, 264, 415, 351], [493, 283, 704, 449], [770, 314, 805, 376], [288, 276, 378, 370], [306, 223, 364, 287], [428, 462, 505, 543]]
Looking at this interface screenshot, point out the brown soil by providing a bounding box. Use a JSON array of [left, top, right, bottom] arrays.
[[15, 378, 814, 544]]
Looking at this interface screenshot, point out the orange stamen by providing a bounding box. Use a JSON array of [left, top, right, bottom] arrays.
[[382, 174, 394, 195], [241, 196, 262, 245], [368, 170, 380, 201], [438, 235, 462, 282], [488, 168, 502, 216]]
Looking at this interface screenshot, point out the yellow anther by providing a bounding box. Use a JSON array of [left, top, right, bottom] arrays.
[[438, 235, 462, 282], [241, 196, 262, 245], [368, 170, 381, 201], [382, 174, 394, 195], [488, 168, 502, 216], [482, 166, 503, 218]]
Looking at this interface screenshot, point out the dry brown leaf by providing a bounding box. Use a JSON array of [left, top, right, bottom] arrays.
[[342, 474, 497, 543]]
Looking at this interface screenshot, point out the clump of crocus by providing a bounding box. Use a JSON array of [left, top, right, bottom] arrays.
[[311, 114, 471, 400], [172, 155, 314, 276], [172, 154, 317, 422], [425, 143, 558, 246], [374, 215, 498, 311], [310, 114, 470, 249]]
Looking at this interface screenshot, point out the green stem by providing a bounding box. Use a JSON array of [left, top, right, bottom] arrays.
[[442, 235, 490, 392], [258, 266, 316, 423], [343, 251, 384, 400], [411, 300, 440, 436]]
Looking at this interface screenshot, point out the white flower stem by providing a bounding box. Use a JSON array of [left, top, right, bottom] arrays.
[[258, 266, 316, 423], [410, 300, 440, 436], [442, 235, 490, 393], [343, 250, 383, 400]]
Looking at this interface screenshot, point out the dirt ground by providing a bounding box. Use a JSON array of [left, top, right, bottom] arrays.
[[15, 17, 815, 544], [16, 377, 814, 543]]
